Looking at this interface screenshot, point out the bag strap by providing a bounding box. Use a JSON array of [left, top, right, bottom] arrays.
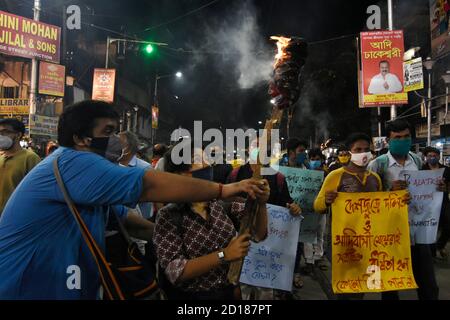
[[110, 206, 133, 246], [52, 157, 125, 300]]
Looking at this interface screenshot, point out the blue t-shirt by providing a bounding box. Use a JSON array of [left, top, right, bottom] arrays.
[[0, 147, 146, 299], [127, 156, 153, 219]]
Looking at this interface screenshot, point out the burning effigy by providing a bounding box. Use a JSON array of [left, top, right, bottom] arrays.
[[227, 36, 308, 285], [269, 36, 308, 110]]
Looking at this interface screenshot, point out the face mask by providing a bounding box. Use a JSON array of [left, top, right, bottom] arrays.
[[296, 152, 307, 165], [104, 135, 125, 162], [427, 156, 439, 166], [191, 166, 213, 181], [350, 151, 373, 167], [0, 135, 14, 150], [89, 135, 122, 160], [338, 155, 350, 164], [389, 138, 411, 156], [309, 160, 322, 170]]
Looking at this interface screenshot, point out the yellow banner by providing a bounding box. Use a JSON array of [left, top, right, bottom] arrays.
[[364, 93, 408, 104], [0, 98, 30, 115], [331, 191, 417, 294]]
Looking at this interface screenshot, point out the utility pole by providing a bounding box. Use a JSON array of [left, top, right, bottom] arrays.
[[105, 36, 110, 68], [152, 74, 159, 147], [423, 58, 435, 146], [29, 0, 40, 129], [387, 0, 396, 120]]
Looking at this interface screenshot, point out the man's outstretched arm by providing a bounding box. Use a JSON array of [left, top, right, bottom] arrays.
[[139, 170, 265, 203]]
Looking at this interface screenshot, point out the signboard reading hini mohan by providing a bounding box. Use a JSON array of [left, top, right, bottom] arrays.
[[0, 10, 61, 63]]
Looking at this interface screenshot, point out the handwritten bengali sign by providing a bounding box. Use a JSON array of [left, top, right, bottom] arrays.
[[239, 204, 302, 291], [360, 30, 407, 107], [400, 169, 444, 244], [277, 166, 324, 244], [331, 191, 417, 294]]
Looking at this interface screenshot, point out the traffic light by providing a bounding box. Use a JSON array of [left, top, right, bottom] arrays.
[[144, 43, 154, 55]]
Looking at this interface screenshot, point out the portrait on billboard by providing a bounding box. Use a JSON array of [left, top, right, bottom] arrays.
[[368, 60, 403, 94]]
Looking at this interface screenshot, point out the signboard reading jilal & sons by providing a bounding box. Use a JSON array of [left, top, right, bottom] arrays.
[[360, 30, 408, 107], [0, 10, 61, 63]]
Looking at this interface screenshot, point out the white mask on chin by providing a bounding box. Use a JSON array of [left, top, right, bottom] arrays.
[[350, 152, 373, 167]]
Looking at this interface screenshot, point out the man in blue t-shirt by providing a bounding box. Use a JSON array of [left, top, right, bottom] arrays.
[[0, 100, 265, 300]]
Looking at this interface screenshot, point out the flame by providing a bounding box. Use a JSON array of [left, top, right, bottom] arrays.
[[270, 36, 291, 67]]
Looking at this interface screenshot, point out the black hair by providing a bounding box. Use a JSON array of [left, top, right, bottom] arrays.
[[379, 60, 390, 66], [57, 100, 120, 147], [286, 138, 308, 153], [0, 118, 25, 135], [153, 144, 168, 157], [423, 146, 440, 156], [336, 144, 348, 154], [308, 148, 324, 160], [164, 139, 196, 174], [386, 119, 411, 138], [345, 133, 372, 150]]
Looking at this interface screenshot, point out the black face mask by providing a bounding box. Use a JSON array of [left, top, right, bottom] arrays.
[[104, 135, 124, 162], [191, 166, 214, 181], [89, 135, 123, 162], [88, 136, 109, 157]]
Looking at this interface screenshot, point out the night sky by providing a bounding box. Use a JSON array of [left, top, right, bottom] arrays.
[[1, 0, 431, 145]]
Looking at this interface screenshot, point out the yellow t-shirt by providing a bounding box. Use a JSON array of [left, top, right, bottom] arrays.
[[313, 167, 382, 213], [0, 149, 41, 214]]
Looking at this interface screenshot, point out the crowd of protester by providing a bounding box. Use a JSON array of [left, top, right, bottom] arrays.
[[0, 100, 449, 300]]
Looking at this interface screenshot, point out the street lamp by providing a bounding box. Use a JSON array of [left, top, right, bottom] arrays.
[[403, 47, 420, 61], [152, 71, 183, 145], [133, 106, 139, 133], [126, 111, 131, 132], [423, 57, 435, 146], [154, 71, 184, 105]]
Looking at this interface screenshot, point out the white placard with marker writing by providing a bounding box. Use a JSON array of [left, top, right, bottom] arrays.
[[400, 169, 444, 244], [239, 204, 302, 291]]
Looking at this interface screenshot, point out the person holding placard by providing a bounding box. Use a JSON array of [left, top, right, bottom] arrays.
[[314, 132, 382, 300], [422, 146, 450, 261], [368, 119, 441, 300], [153, 141, 269, 300]]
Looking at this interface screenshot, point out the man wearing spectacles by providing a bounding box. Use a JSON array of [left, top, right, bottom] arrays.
[[0, 118, 41, 216]]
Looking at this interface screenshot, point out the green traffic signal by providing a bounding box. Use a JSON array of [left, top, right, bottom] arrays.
[[144, 44, 154, 54]]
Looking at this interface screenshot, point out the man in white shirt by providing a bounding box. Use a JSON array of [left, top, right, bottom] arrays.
[[368, 60, 403, 94]]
